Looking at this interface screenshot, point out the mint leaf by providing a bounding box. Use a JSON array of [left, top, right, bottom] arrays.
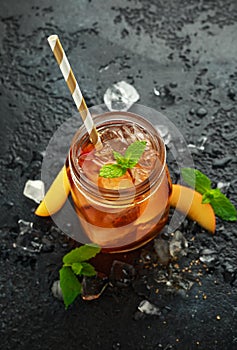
[[202, 189, 237, 221], [113, 151, 125, 165], [181, 168, 211, 194], [60, 244, 101, 308], [71, 262, 83, 275], [99, 164, 127, 178], [125, 141, 147, 168], [80, 262, 97, 276], [202, 189, 217, 204], [181, 167, 237, 222], [202, 192, 212, 204], [63, 244, 101, 264], [59, 267, 82, 309], [99, 141, 147, 178], [113, 151, 132, 169]]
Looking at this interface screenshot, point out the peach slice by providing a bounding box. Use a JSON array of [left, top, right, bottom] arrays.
[[170, 184, 216, 234], [98, 172, 134, 190], [35, 165, 70, 217]]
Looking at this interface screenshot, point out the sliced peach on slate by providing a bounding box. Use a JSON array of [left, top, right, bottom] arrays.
[[35, 165, 70, 217], [170, 184, 216, 234]]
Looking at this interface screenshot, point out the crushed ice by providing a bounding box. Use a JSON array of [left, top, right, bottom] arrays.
[[138, 300, 161, 316], [110, 260, 136, 287], [104, 81, 140, 111], [199, 249, 217, 264], [18, 219, 33, 235], [169, 230, 188, 258], [152, 231, 194, 294], [15, 219, 43, 253], [155, 124, 171, 145], [188, 136, 208, 151], [23, 179, 45, 203], [51, 280, 63, 300], [154, 230, 188, 263], [154, 238, 170, 265], [82, 273, 108, 301]]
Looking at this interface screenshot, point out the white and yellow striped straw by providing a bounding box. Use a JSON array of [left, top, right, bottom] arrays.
[[47, 34, 102, 149]]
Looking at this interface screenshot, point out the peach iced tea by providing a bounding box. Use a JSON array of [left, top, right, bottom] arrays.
[[66, 111, 172, 252]]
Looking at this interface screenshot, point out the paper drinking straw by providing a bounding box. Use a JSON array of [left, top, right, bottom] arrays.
[[47, 34, 102, 148]]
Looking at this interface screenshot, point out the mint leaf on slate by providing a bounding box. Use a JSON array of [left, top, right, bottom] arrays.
[[59, 267, 82, 309], [71, 262, 83, 275], [80, 262, 97, 276], [63, 244, 101, 264], [181, 168, 211, 194], [202, 189, 216, 204], [60, 244, 101, 309], [202, 189, 237, 221], [181, 167, 237, 222]]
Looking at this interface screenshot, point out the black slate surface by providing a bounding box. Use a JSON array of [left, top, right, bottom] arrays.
[[0, 1, 237, 349]]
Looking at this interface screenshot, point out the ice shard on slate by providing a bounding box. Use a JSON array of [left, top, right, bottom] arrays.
[[23, 179, 45, 203], [104, 81, 140, 111]]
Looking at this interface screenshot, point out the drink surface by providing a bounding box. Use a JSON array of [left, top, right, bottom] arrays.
[[78, 122, 159, 189], [68, 117, 172, 252]]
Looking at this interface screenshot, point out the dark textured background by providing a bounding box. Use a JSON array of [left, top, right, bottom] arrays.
[[0, 1, 237, 349]]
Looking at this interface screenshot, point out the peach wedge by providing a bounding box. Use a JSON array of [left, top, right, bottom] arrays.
[[170, 184, 216, 234], [35, 165, 70, 217]]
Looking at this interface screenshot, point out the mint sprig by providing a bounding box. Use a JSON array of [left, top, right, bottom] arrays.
[[181, 168, 211, 194], [99, 141, 146, 179], [59, 243, 101, 309], [59, 267, 82, 309], [99, 164, 127, 178], [202, 189, 237, 221], [181, 168, 237, 221]]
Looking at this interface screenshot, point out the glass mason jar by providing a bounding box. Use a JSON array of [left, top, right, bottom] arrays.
[[66, 111, 172, 253]]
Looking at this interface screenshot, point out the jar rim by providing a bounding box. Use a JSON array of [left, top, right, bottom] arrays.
[[68, 111, 167, 202]]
